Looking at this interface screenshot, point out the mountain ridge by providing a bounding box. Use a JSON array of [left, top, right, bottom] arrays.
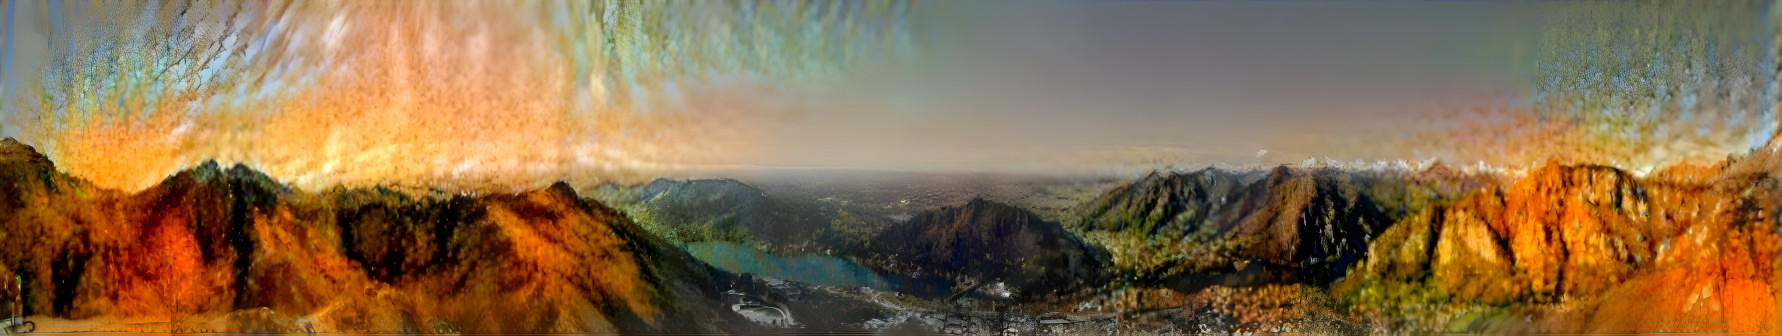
[[853, 197, 1109, 300], [0, 137, 743, 333]]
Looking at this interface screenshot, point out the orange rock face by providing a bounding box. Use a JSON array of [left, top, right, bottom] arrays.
[[1498, 164, 1645, 298], [1353, 160, 1781, 333], [0, 138, 737, 333], [104, 222, 217, 317], [1430, 192, 1524, 304]]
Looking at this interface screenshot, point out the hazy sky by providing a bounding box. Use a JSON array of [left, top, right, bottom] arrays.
[[760, 1, 1535, 171], [0, 1, 1771, 191]]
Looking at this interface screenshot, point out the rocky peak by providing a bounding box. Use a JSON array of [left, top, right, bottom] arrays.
[[1082, 168, 1244, 234], [0, 144, 743, 333], [1078, 165, 1388, 286], [0, 137, 52, 167]]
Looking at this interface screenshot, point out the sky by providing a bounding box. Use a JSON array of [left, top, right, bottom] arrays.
[[768, 1, 1535, 170], [0, 0, 1774, 191]]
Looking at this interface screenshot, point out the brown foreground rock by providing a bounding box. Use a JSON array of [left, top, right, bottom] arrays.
[[0, 138, 740, 333]]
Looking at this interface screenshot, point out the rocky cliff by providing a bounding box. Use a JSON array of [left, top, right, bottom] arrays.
[[1345, 161, 1781, 332], [0, 138, 741, 333]]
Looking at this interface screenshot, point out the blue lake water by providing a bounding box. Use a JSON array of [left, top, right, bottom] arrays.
[[680, 241, 953, 298]]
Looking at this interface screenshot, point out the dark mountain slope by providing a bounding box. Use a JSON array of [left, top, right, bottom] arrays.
[[1079, 166, 1390, 284], [1080, 168, 1247, 235], [630, 178, 772, 242], [854, 198, 1107, 299]]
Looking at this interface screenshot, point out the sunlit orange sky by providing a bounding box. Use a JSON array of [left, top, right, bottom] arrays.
[[0, 0, 1775, 192]]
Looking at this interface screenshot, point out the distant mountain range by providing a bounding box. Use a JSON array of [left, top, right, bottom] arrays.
[[601, 177, 898, 254], [1077, 166, 1389, 284], [5, 134, 1781, 333], [619, 156, 1782, 333]]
